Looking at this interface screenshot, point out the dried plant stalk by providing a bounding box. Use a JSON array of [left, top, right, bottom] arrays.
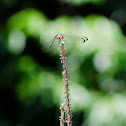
[[59, 103, 65, 126], [44, 34, 88, 126], [60, 40, 72, 126]]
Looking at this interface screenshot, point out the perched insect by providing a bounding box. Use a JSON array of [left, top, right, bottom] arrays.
[[42, 34, 88, 52]]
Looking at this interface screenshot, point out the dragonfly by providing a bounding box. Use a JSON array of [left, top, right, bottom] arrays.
[[42, 34, 88, 52]]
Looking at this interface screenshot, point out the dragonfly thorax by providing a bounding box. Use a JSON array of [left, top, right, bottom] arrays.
[[56, 34, 64, 40]]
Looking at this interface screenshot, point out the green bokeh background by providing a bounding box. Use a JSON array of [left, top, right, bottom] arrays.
[[0, 0, 126, 126]]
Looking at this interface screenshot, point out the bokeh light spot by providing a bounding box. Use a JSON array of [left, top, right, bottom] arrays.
[[8, 29, 26, 54]]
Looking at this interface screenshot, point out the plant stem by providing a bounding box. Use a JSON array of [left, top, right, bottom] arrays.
[[59, 103, 65, 126], [60, 40, 72, 126]]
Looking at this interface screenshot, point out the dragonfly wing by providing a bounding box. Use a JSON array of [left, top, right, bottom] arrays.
[[42, 37, 55, 52], [42, 37, 60, 52], [61, 34, 88, 44]]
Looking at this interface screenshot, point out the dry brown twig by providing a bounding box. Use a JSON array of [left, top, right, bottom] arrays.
[[45, 34, 88, 126], [59, 103, 65, 126], [59, 40, 72, 126]]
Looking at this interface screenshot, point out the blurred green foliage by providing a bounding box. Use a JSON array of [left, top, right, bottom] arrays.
[[1, 0, 126, 126], [60, 0, 106, 6]]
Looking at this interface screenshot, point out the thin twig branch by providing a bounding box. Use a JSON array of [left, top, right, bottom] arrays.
[[59, 103, 65, 126], [60, 40, 72, 126]]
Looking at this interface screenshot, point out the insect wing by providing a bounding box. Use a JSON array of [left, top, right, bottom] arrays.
[[42, 37, 55, 52], [42, 37, 60, 52], [61, 34, 88, 44]]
